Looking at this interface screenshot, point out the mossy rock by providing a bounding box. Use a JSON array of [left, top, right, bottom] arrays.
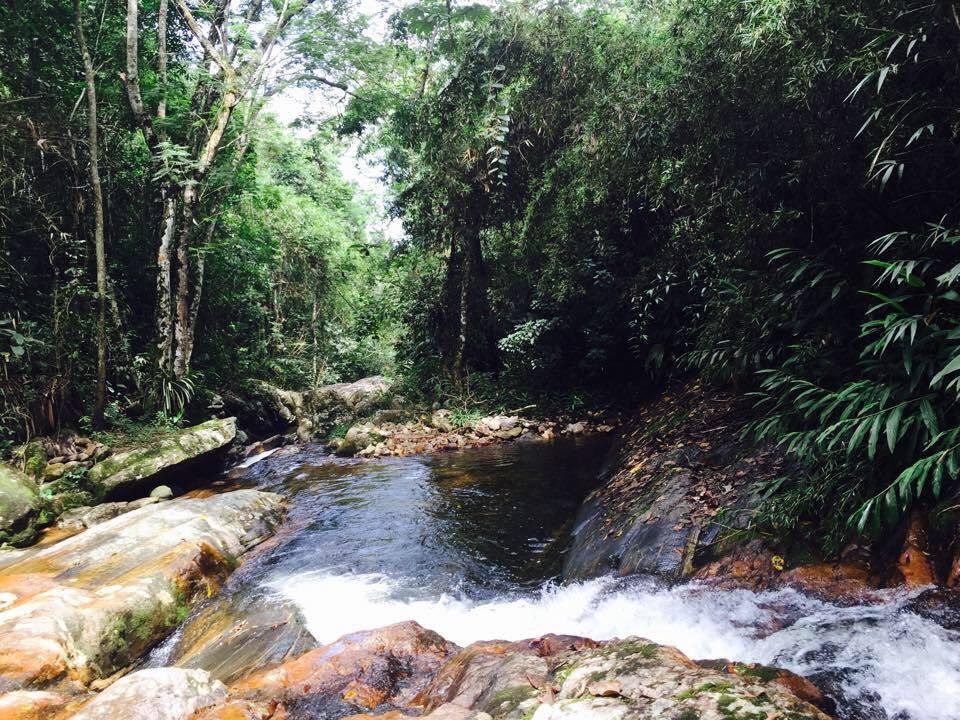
[[0, 462, 40, 546], [88, 418, 237, 493]]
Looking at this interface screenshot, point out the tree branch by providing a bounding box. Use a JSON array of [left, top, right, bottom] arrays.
[[173, 0, 237, 82]]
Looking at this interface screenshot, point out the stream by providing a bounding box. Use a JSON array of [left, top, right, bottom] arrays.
[[153, 438, 960, 720]]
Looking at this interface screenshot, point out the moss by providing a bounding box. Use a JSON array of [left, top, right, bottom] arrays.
[[677, 711, 701, 720], [483, 685, 537, 717], [553, 662, 577, 686], [22, 442, 47, 481], [716, 694, 768, 720], [733, 663, 781, 683], [613, 639, 659, 659], [99, 587, 192, 673], [675, 681, 735, 701]]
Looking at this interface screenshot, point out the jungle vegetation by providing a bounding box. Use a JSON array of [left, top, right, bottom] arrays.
[[2, 0, 959, 545]]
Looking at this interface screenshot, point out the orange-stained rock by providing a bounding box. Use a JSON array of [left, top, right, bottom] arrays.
[[695, 540, 880, 603], [897, 511, 937, 587], [0, 490, 285, 691], [780, 561, 877, 602], [0, 690, 74, 720], [693, 541, 780, 590], [193, 622, 457, 720]]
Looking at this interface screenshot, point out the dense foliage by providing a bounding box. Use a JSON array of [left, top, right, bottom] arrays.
[[348, 0, 960, 542], [0, 0, 393, 444], [2, 0, 959, 547]]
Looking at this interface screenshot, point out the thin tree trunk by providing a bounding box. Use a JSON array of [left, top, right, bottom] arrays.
[[157, 195, 176, 372], [158, 0, 168, 121], [74, 0, 108, 427], [453, 235, 471, 391]]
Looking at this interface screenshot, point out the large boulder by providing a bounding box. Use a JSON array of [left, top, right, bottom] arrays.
[[88, 418, 237, 495], [0, 489, 284, 691], [231, 377, 394, 440], [192, 621, 457, 719], [563, 385, 780, 581], [0, 464, 40, 547], [190, 626, 829, 720], [70, 668, 227, 720]]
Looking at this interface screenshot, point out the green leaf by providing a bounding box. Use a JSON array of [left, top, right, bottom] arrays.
[[885, 404, 903, 453], [930, 355, 960, 387]]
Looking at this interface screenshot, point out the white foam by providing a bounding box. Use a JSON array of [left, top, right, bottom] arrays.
[[270, 570, 960, 720]]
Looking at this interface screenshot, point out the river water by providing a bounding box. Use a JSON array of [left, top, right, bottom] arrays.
[[159, 439, 960, 720]]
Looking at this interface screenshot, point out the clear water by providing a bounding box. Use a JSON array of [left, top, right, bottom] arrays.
[[173, 440, 960, 720]]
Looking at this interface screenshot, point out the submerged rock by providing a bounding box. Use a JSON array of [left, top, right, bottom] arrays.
[[0, 489, 284, 692], [88, 418, 237, 495], [70, 668, 227, 720], [0, 463, 40, 547]]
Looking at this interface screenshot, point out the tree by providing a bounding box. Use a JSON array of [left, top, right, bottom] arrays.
[[72, 0, 109, 427]]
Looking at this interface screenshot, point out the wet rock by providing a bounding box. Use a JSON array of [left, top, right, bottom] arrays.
[[0, 464, 40, 547], [564, 385, 786, 582], [694, 660, 835, 714], [0, 489, 284, 691], [193, 621, 457, 719], [88, 418, 237, 495], [236, 377, 393, 440], [897, 511, 937, 587], [320, 632, 829, 720], [165, 591, 317, 685], [694, 541, 879, 602], [70, 668, 226, 720]]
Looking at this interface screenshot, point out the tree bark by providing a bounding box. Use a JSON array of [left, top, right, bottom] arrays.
[[73, 0, 109, 427]]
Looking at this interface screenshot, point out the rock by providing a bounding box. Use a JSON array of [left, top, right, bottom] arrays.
[[430, 410, 456, 433], [344, 423, 385, 452], [129, 496, 162, 509], [69, 668, 227, 720], [150, 485, 174, 500], [563, 422, 585, 434], [57, 501, 129, 530], [0, 689, 73, 719], [41, 460, 85, 482], [897, 510, 937, 587], [475, 416, 520, 436], [280, 630, 829, 720], [17, 442, 46, 482], [563, 385, 784, 582], [193, 621, 457, 719], [0, 489, 284, 691], [88, 418, 237, 495], [0, 464, 40, 547], [694, 660, 835, 714], [330, 438, 359, 457], [162, 588, 317, 685]]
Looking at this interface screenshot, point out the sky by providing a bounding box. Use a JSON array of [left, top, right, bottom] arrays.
[[267, 0, 407, 241]]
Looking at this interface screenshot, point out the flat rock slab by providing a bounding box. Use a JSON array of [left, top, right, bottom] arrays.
[[70, 668, 227, 720], [88, 418, 237, 494], [0, 489, 284, 693]]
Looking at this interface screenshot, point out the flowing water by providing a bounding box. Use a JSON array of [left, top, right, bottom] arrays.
[[158, 439, 960, 720]]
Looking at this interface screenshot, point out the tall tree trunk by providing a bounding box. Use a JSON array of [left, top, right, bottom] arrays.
[[453, 234, 472, 391], [74, 0, 108, 428], [157, 195, 176, 372]]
